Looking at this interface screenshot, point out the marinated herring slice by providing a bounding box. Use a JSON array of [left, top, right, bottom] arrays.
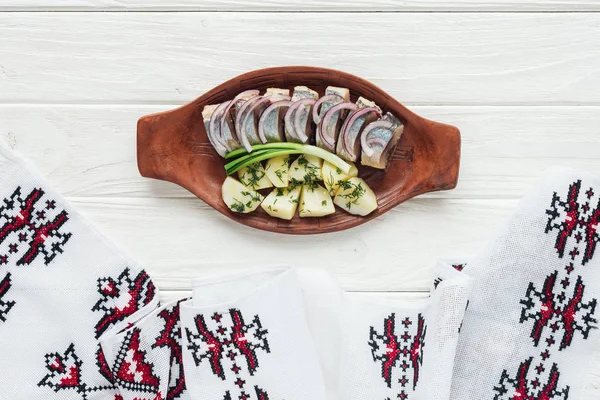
[[356, 96, 378, 109], [291, 86, 319, 102], [360, 112, 405, 170], [239, 91, 291, 151], [336, 97, 382, 162], [285, 86, 319, 143], [202, 104, 228, 157], [266, 88, 291, 97], [220, 90, 260, 152], [259, 100, 292, 143], [317, 102, 357, 152], [313, 86, 350, 125]]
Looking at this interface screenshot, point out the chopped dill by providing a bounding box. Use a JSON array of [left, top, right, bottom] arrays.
[[240, 162, 266, 190], [274, 168, 286, 182], [297, 156, 309, 166], [338, 181, 366, 210], [230, 198, 246, 213]]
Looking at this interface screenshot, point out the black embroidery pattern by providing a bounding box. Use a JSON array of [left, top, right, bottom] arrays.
[[493, 181, 599, 399], [38, 343, 114, 399], [368, 313, 427, 400], [92, 267, 156, 338], [0, 272, 15, 322], [186, 308, 272, 400], [111, 328, 161, 394], [0, 187, 71, 267], [153, 300, 187, 399]]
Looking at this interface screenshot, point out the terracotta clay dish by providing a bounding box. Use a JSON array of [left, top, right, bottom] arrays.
[[137, 66, 461, 234]]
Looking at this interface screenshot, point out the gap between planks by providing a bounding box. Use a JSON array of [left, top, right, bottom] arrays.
[[2, 10, 600, 13]]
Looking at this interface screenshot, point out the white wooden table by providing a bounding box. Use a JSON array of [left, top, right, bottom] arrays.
[[1, 1, 600, 307]]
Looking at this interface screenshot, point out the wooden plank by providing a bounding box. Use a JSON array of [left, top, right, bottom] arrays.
[[159, 290, 429, 303], [65, 195, 514, 292], [1, 13, 600, 104], [2, 0, 600, 12], [1, 105, 599, 200]]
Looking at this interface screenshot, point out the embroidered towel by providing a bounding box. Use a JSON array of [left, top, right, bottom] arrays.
[[448, 169, 600, 400], [185, 268, 329, 400], [0, 146, 161, 399], [100, 298, 190, 400], [339, 268, 471, 400]]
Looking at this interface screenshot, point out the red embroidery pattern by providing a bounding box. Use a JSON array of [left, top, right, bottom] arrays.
[[153, 300, 187, 399], [0, 187, 71, 267], [452, 264, 466, 271], [186, 308, 272, 400], [38, 343, 114, 399], [93, 267, 156, 338], [96, 344, 116, 384], [368, 313, 427, 400], [520, 272, 596, 350], [546, 181, 600, 265], [494, 181, 599, 399], [494, 358, 569, 400], [112, 328, 161, 394], [0, 272, 15, 322]]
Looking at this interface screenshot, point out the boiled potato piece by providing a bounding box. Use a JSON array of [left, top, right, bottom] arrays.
[[222, 176, 263, 213], [334, 177, 378, 216], [289, 155, 323, 183], [322, 160, 359, 197], [238, 162, 273, 190], [299, 184, 335, 218], [260, 186, 302, 220], [264, 155, 290, 188]]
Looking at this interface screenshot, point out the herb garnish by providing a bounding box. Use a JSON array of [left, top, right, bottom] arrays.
[[230, 199, 246, 213], [338, 181, 366, 210]]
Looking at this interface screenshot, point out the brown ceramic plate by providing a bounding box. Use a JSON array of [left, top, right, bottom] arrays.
[[137, 66, 460, 234]]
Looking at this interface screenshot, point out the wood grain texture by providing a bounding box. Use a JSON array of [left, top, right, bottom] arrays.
[[2, 105, 599, 200], [2, 0, 600, 11], [66, 195, 516, 292], [158, 290, 429, 304], [2, 13, 600, 104]]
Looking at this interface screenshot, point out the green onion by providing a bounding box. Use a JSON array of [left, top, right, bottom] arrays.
[[224, 143, 351, 176]]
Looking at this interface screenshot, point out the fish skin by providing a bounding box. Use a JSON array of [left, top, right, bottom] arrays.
[[291, 86, 319, 102], [266, 88, 290, 97], [286, 87, 319, 143], [326, 86, 350, 101], [356, 96, 379, 110], [202, 104, 228, 157], [360, 112, 404, 169], [221, 109, 241, 151], [336, 110, 379, 162]]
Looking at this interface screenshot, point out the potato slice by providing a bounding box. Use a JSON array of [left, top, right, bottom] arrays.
[[264, 155, 290, 188], [322, 160, 359, 197], [333, 177, 378, 216], [289, 155, 323, 183], [261, 186, 302, 220], [299, 184, 335, 218], [238, 162, 273, 190], [222, 176, 263, 213]]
